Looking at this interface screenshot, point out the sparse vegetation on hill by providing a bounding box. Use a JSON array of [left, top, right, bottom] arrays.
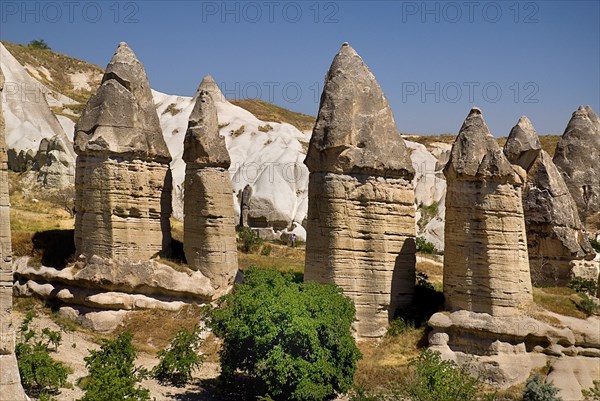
[[231, 99, 315, 131], [3, 41, 103, 105]]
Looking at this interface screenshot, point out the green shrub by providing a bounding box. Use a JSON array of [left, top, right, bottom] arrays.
[[402, 349, 481, 401], [522, 374, 562, 401], [237, 227, 264, 253], [590, 238, 600, 253], [16, 311, 69, 398], [568, 277, 598, 297], [417, 202, 439, 231], [261, 244, 273, 256], [207, 267, 362, 401], [416, 237, 437, 254], [152, 325, 204, 386], [576, 293, 598, 316], [386, 317, 414, 337], [79, 332, 150, 401], [28, 39, 50, 50], [583, 379, 600, 400]]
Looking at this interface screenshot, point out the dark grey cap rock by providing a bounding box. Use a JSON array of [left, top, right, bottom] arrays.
[[445, 107, 522, 184], [183, 82, 230, 168], [503, 116, 542, 171], [74, 42, 171, 162], [305, 43, 414, 179]]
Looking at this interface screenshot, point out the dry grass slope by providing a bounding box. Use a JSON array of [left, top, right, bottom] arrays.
[[3, 41, 103, 105], [230, 99, 315, 131]]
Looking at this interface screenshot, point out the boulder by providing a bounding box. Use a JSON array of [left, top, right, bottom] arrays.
[[443, 107, 532, 316], [74, 42, 172, 262], [304, 43, 416, 338]]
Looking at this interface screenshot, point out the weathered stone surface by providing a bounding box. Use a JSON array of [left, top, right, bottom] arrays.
[[0, 68, 28, 400], [305, 43, 414, 179], [504, 117, 594, 284], [553, 106, 600, 230], [239, 184, 253, 227], [14, 256, 217, 301], [443, 108, 532, 316], [503, 116, 541, 171], [35, 134, 76, 188], [74, 43, 172, 261], [428, 310, 600, 399], [182, 86, 238, 290], [304, 44, 416, 338]]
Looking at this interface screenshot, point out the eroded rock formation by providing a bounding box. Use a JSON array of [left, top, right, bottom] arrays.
[[443, 107, 532, 316], [0, 68, 28, 400], [504, 117, 594, 284], [553, 106, 600, 231], [183, 76, 238, 291], [74, 42, 172, 262], [304, 43, 416, 338]]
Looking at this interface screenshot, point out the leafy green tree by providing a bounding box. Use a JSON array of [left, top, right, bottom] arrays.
[[16, 311, 69, 398], [207, 267, 362, 401], [522, 374, 562, 401], [237, 227, 263, 253], [79, 332, 150, 401], [403, 350, 481, 401], [28, 39, 50, 49], [152, 325, 204, 386]]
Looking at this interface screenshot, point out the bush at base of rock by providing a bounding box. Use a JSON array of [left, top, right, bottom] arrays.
[[79, 332, 150, 401], [152, 325, 204, 387], [522, 374, 563, 401], [207, 267, 362, 401], [16, 311, 70, 398]]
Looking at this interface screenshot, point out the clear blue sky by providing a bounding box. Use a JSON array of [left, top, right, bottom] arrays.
[[1, 0, 599, 136]]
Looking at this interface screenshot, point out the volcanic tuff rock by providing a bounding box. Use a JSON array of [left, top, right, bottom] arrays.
[[0, 68, 28, 400], [35, 134, 76, 188], [504, 117, 594, 284], [74, 42, 172, 261], [428, 310, 600, 400], [183, 78, 238, 290], [304, 43, 416, 338], [553, 106, 600, 230], [443, 108, 532, 316]]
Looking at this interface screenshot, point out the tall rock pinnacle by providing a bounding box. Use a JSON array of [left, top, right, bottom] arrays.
[[304, 44, 416, 338], [553, 105, 600, 230], [443, 107, 532, 316], [74, 42, 172, 261], [0, 67, 28, 400], [183, 82, 238, 291]]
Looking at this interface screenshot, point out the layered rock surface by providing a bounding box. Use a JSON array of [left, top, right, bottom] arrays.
[[443, 108, 532, 316], [504, 117, 594, 284], [429, 310, 600, 400], [553, 106, 600, 231], [304, 43, 416, 338], [74, 42, 172, 261], [183, 77, 238, 291], [0, 68, 28, 400]]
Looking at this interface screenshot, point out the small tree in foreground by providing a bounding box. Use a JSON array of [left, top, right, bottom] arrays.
[[403, 350, 481, 401], [522, 374, 563, 401], [16, 311, 69, 398], [207, 267, 362, 401], [79, 332, 150, 401], [152, 325, 204, 386]]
